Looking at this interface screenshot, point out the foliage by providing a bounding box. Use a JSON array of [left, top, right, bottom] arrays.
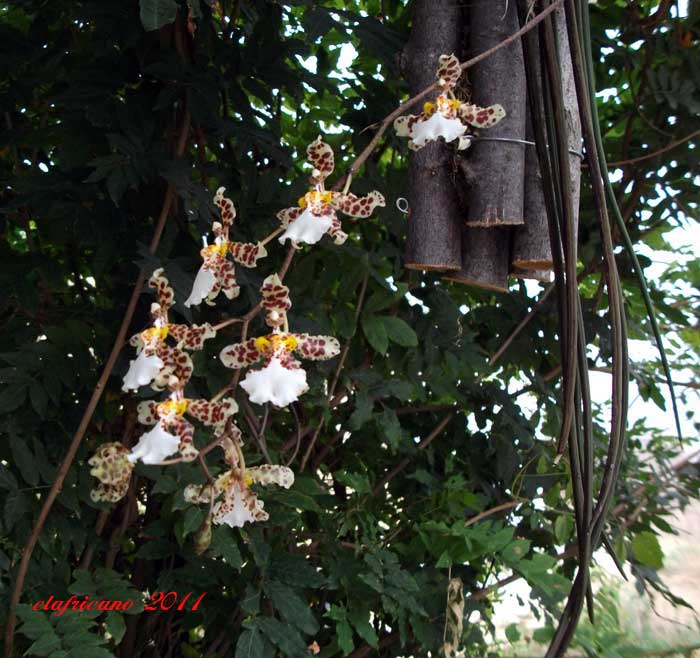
[[0, 0, 698, 657]]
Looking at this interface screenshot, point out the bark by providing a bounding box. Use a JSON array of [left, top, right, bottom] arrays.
[[465, 0, 527, 227], [511, 265, 553, 283], [556, 5, 582, 239], [444, 227, 510, 293], [403, 0, 462, 271]]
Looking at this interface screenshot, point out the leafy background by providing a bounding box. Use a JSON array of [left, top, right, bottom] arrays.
[[1, 0, 699, 656]]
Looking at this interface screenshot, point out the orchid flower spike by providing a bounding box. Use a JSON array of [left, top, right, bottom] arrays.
[[88, 442, 135, 503], [394, 54, 506, 151], [277, 136, 385, 246]]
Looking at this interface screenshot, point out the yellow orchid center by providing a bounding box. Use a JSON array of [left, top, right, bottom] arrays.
[[423, 101, 436, 116], [203, 243, 228, 257], [157, 399, 188, 417], [142, 326, 169, 342], [243, 474, 253, 486], [255, 334, 298, 354], [297, 190, 333, 209], [435, 96, 460, 113]]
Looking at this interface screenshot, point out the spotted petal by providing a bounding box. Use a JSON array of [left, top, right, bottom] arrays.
[[457, 102, 506, 128], [149, 268, 175, 311], [220, 338, 262, 369], [294, 333, 341, 360], [261, 274, 291, 328], [168, 323, 216, 350], [214, 187, 236, 226], [332, 191, 386, 218], [437, 53, 462, 88], [247, 465, 295, 489], [214, 483, 268, 527], [306, 135, 335, 180], [229, 241, 267, 267]]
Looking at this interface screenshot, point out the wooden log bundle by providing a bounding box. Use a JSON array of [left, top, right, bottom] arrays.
[[402, 1, 580, 292]]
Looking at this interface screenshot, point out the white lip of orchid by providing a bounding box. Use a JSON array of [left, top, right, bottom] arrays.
[[122, 349, 164, 392], [127, 420, 180, 464], [240, 356, 308, 407], [410, 111, 466, 148], [278, 207, 332, 245], [214, 483, 257, 528], [184, 264, 217, 308]]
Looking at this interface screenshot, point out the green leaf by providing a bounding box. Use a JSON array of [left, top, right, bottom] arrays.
[[265, 581, 319, 635], [505, 623, 521, 644], [0, 464, 18, 490], [336, 619, 354, 655], [361, 314, 388, 354], [348, 608, 378, 648], [256, 617, 309, 658], [210, 526, 243, 569], [381, 316, 418, 347], [631, 531, 664, 569], [236, 628, 265, 658], [139, 0, 178, 31], [104, 612, 126, 644], [0, 384, 27, 413], [554, 515, 574, 545], [10, 436, 38, 486]]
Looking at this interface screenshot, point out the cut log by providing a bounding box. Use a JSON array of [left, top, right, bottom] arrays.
[[403, 0, 463, 271], [511, 266, 553, 283], [512, 116, 553, 270], [444, 227, 510, 293], [465, 0, 527, 228]]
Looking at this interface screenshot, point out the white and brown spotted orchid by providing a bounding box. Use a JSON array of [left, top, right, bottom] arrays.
[[277, 136, 385, 246], [185, 188, 267, 307], [185, 464, 294, 529], [88, 442, 135, 503], [394, 54, 506, 151], [220, 331, 340, 407], [123, 270, 216, 392], [134, 394, 239, 464]]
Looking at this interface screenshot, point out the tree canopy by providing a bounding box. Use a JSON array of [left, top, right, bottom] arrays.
[[1, 1, 699, 657]]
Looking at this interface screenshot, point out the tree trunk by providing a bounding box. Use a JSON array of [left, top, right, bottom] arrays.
[[465, 0, 527, 228], [403, 0, 463, 271]]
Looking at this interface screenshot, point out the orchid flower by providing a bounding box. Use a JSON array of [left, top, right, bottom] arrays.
[[185, 464, 294, 528], [185, 188, 267, 307], [123, 270, 216, 392], [88, 442, 135, 503], [220, 331, 340, 407], [277, 136, 385, 246], [135, 394, 239, 463], [394, 54, 506, 150]]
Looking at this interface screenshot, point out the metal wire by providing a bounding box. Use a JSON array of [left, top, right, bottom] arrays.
[[470, 135, 585, 159]]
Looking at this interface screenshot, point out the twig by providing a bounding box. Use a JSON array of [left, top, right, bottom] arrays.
[[299, 273, 369, 471], [372, 412, 455, 495], [464, 499, 525, 527], [606, 128, 700, 167], [4, 107, 192, 658]]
